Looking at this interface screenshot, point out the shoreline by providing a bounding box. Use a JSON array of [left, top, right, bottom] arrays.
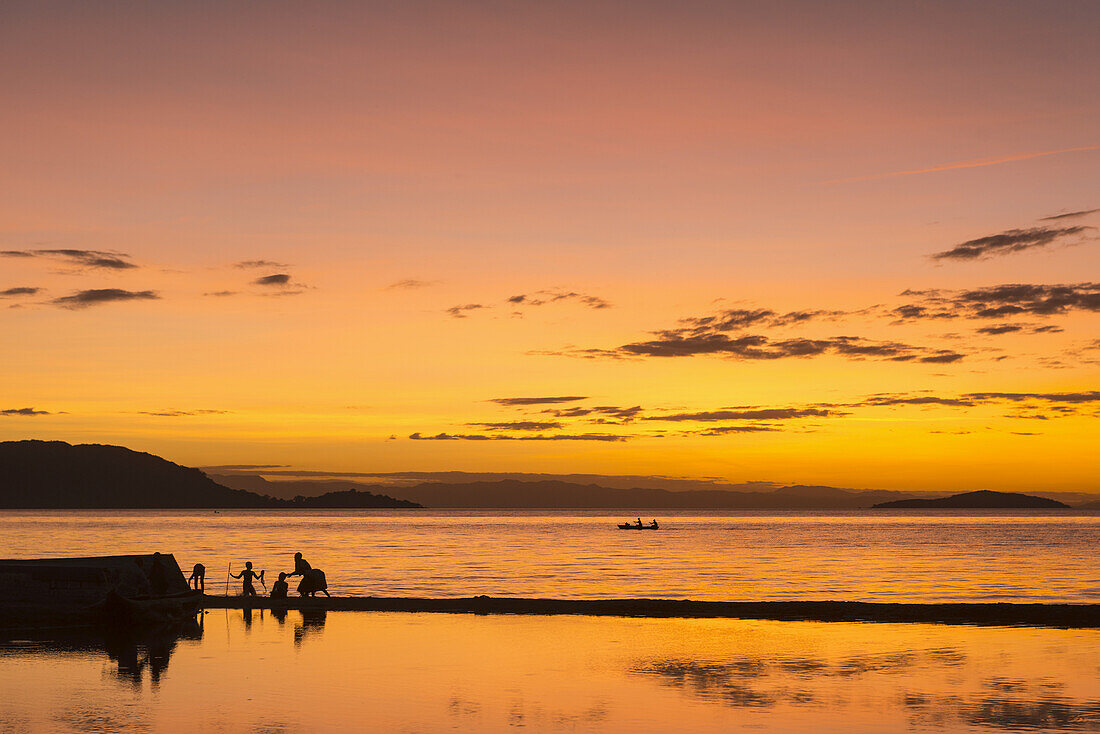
[[200, 595, 1100, 628]]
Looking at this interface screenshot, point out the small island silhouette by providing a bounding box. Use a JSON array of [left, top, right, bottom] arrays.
[[873, 490, 1069, 509]]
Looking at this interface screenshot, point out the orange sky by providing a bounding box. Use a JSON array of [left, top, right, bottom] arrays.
[[1, 1, 1097, 492]]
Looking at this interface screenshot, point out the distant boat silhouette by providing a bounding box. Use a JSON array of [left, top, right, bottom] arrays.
[[618, 520, 660, 530]]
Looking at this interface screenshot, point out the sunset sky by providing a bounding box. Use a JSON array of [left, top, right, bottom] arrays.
[[1, 1, 1097, 492]]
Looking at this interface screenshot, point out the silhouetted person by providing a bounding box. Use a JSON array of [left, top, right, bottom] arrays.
[[232, 561, 262, 597], [188, 563, 206, 592], [271, 572, 289, 599], [287, 552, 330, 597], [635, 517, 643, 527], [149, 552, 169, 596], [650, 519, 659, 529]]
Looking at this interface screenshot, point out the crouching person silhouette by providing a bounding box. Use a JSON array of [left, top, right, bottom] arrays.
[[271, 572, 289, 599]]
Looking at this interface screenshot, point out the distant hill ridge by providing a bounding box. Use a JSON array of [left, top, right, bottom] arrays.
[[873, 490, 1069, 509], [0, 441, 419, 509], [212, 474, 924, 509]]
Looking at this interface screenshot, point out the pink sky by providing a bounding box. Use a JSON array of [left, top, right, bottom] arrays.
[[1, 1, 1097, 491]]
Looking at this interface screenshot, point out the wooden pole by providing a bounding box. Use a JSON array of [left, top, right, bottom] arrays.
[[225, 562, 232, 596]]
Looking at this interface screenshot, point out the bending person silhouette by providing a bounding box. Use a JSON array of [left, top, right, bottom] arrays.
[[287, 552, 330, 597], [188, 563, 206, 592], [232, 561, 263, 597]]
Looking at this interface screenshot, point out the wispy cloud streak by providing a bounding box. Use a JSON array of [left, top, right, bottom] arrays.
[[824, 145, 1100, 184]]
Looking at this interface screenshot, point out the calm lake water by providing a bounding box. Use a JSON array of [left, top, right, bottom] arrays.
[[2, 610, 1098, 733], [1, 510, 1097, 603]]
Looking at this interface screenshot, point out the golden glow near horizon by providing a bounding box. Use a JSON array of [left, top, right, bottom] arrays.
[[1, 2, 1097, 492]]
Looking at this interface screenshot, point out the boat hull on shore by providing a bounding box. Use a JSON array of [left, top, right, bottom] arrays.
[[0, 554, 201, 629]]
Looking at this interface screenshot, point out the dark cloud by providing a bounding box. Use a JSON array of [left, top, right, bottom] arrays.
[[507, 291, 611, 309], [253, 273, 291, 286], [856, 394, 976, 407], [647, 408, 835, 422], [408, 432, 628, 442], [1040, 208, 1099, 221], [473, 421, 564, 431], [387, 279, 437, 289], [542, 405, 645, 421], [136, 409, 230, 417], [962, 391, 1100, 404], [694, 425, 783, 435], [204, 290, 238, 297], [930, 225, 1093, 261], [976, 324, 1023, 335], [50, 289, 159, 309], [0, 287, 39, 297], [445, 303, 486, 318], [678, 308, 851, 332], [893, 283, 1100, 321], [490, 396, 587, 406], [608, 332, 963, 364], [0, 249, 136, 269], [1, 407, 51, 416], [235, 260, 287, 269]]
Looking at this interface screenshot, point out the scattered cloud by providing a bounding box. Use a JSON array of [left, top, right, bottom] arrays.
[[253, 273, 292, 286], [963, 391, 1100, 404], [50, 289, 160, 309], [976, 324, 1023, 335], [693, 425, 783, 435], [446, 303, 486, 318], [204, 290, 238, 297], [408, 431, 629, 442], [136, 409, 230, 417], [490, 396, 588, 406], [234, 260, 287, 269], [975, 323, 1064, 336], [1, 407, 51, 416], [930, 225, 1093, 261], [855, 394, 976, 407], [0, 287, 39, 297], [387, 279, 438, 289], [545, 405, 644, 421], [473, 421, 565, 431], [1040, 208, 1099, 221], [591, 333, 964, 364], [0, 249, 137, 269], [678, 308, 853, 332], [647, 408, 836, 422], [507, 291, 611, 309], [894, 283, 1100, 320]]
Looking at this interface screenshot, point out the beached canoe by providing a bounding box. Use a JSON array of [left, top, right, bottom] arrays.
[[0, 554, 201, 629]]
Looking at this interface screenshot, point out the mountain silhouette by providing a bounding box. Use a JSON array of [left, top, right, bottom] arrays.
[[0, 441, 419, 509], [872, 490, 1069, 509], [212, 475, 922, 509]]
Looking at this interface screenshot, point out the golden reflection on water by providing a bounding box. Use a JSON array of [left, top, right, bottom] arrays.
[[2, 612, 1098, 733]]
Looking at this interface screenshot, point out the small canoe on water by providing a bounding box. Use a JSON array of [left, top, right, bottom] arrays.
[[618, 523, 660, 530]]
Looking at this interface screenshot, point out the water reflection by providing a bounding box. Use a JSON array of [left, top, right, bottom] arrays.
[[631, 642, 1100, 731], [294, 608, 327, 646], [0, 614, 1097, 733], [1, 614, 203, 690]]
